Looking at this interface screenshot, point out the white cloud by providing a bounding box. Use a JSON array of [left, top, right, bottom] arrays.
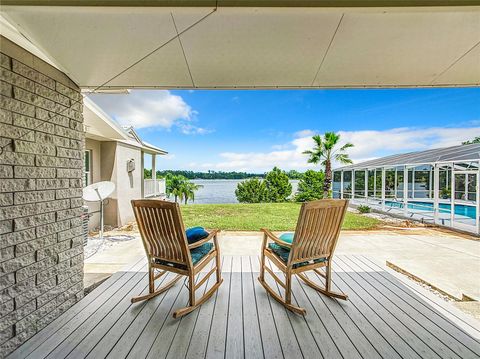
[[88, 90, 211, 134], [178, 123, 214, 135], [199, 126, 479, 172], [293, 129, 315, 138]]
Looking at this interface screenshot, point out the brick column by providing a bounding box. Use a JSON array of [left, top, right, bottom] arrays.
[[0, 37, 85, 356]]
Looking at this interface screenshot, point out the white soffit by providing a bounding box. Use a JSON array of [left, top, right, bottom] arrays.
[[1, 5, 479, 89], [83, 97, 129, 141]]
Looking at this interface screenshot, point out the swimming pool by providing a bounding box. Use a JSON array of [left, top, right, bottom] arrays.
[[384, 201, 476, 219]]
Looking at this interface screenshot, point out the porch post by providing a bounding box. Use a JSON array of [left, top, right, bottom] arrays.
[[433, 164, 440, 225], [152, 154, 157, 197]]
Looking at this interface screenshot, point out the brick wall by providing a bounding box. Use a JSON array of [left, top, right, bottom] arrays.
[[0, 37, 85, 356]]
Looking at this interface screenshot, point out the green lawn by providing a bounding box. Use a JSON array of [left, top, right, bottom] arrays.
[[181, 202, 381, 231]]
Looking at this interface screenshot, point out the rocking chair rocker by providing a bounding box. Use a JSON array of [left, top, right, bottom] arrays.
[[259, 199, 349, 315], [131, 199, 223, 318]]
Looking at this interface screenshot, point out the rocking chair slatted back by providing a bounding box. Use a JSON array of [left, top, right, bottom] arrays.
[[132, 200, 190, 266], [289, 199, 348, 265]]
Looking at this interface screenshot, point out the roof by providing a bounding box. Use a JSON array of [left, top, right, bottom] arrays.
[[336, 143, 480, 170], [83, 99, 167, 155], [83, 97, 130, 141], [1, 5, 479, 89], [121, 126, 168, 155]]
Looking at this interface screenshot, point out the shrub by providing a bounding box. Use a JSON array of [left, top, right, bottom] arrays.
[[295, 170, 324, 202], [357, 205, 371, 214], [235, 178, 267, 203], [264, 167, 292, 202]]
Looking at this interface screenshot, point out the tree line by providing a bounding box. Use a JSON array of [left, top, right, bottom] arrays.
[[160, 131, 354, 204], [144, 169, 304, 180]]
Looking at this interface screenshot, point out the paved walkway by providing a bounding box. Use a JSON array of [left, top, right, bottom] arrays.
[[84, 228, 480, 312]]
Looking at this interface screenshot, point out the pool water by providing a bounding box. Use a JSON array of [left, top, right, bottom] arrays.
[[384, 201, 476, 219]]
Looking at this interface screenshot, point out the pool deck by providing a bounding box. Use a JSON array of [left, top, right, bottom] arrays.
[[350, 198, 477, 234]]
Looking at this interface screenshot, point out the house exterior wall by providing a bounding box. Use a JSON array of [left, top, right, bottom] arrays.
[[114, 142, 142, 227], [84, 138, 101, 230], [101, 142, 142, 228], [0, 37, 85, 356], [89, 141, 142, 229]]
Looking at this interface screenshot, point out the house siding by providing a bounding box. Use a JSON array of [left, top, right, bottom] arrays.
[[0, 37, 84, 356]]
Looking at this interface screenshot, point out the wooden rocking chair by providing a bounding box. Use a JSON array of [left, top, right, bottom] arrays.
[[131, 199, 223, 318], [259, 199, 349, 315]]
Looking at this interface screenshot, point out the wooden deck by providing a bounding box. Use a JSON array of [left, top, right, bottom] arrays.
[[9, 255, 480, 359]]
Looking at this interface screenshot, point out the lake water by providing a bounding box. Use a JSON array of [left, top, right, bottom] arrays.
[[191, 179, 299, 204]]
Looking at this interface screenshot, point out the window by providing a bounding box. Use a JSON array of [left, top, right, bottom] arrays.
[[84, 150, 92, 186]]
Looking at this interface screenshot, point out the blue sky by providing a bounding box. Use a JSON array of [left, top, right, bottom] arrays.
[[89, 88, 480, 172]]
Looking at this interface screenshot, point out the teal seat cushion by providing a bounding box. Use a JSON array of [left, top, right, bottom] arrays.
[[154, 242, 213, 269], [191, 242, 214, 265], [268, 243, 327, 269]]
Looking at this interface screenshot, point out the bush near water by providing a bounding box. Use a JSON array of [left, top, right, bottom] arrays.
[[235, 167, 325, 203]]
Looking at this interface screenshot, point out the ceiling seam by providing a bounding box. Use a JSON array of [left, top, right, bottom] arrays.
[[430, 40, 480, 84], [310, 13, 344, 87], [81, 82, 480, 89], [171, 12, 196, 87]]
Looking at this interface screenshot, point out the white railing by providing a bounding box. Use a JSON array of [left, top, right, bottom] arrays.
[[144, 178, 166, 198]]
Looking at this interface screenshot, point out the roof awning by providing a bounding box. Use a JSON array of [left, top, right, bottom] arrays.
[[335, 143, 480, 170], [83, 97, 130, 141], [1, 2, 479, 89]]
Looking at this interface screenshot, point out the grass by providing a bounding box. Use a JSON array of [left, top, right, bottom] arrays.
[[181, 202, 382, 231]]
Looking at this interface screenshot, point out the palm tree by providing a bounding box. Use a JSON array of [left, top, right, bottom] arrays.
[[303, 132, 354, 198], [166, 174, 187, 203], [181, 181, 202, 204]]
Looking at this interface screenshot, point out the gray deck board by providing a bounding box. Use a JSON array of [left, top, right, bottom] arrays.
[[350, 256, 480, 358], [338, 257, 463, 359], [241, 256, 264, 359], [9, 255, 480, 359]]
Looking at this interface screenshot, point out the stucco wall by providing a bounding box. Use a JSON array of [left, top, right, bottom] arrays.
[[94, 141, 142, 228], [0, 36, 84, 356], [84, 138, 101, 230], [114, 143, 142, 227]]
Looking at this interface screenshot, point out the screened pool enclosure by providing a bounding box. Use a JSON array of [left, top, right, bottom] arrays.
[[333, 144, 480, 234]]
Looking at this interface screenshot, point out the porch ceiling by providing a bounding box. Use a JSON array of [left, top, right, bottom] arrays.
[[1, 4, 479, 89]]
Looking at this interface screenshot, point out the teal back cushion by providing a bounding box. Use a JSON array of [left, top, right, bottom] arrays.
[[279, 232, 294, 249], [186, 226, 209, 244]]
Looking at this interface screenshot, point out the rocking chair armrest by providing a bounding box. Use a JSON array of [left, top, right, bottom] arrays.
[[188, 229, 219, 249], [261, 228, 292, 249]]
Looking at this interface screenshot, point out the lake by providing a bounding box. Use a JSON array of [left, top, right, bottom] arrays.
[[190, 179, 299, 204]]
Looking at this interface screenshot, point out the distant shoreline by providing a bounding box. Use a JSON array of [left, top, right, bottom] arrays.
[[144, 169, 305, 180]]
